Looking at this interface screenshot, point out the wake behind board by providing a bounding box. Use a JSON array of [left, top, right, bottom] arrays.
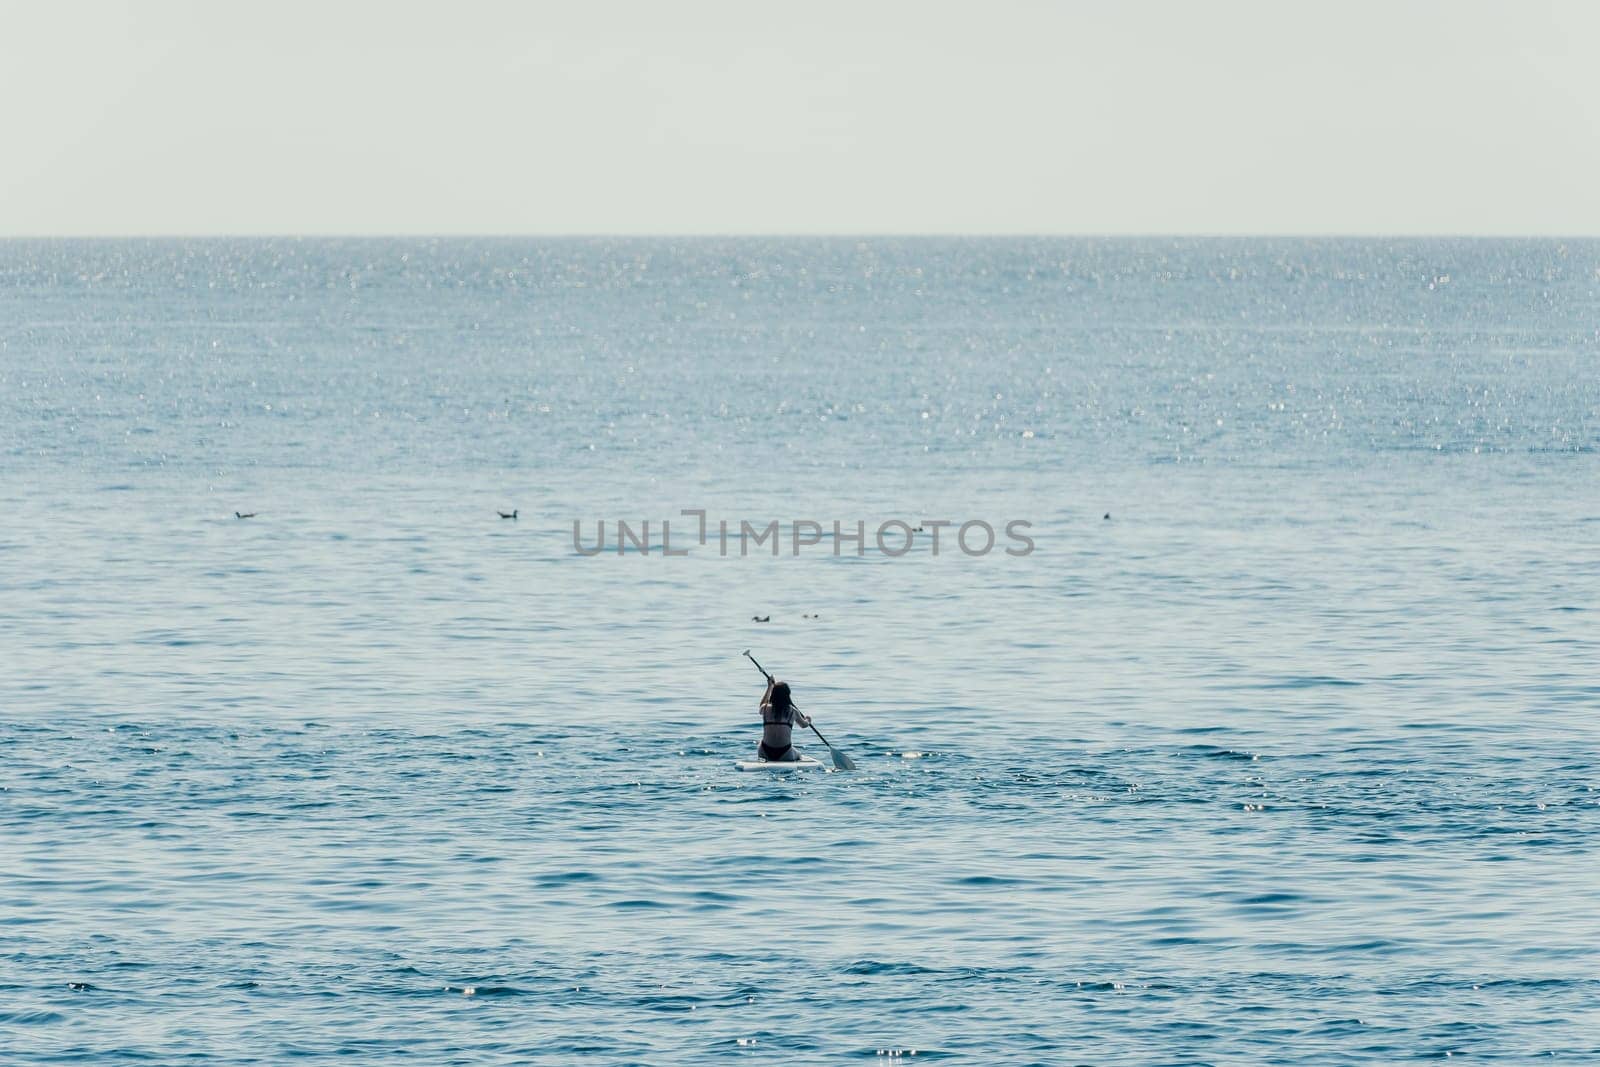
[[734, 755, 825, 772]]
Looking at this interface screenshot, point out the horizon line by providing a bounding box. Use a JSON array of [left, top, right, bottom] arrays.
[[3, 231, 1599, 241]]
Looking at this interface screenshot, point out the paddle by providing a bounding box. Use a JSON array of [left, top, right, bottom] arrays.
[[743, 650, 856, 770]]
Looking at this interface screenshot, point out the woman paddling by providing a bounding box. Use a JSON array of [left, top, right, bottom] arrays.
[[758, 678, 811, 762]]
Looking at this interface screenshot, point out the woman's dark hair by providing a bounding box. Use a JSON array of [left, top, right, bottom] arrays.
[[769, 681, 792, 712]]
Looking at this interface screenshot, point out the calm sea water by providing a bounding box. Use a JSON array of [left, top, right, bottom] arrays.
[[2, 238, 1597, 1064]]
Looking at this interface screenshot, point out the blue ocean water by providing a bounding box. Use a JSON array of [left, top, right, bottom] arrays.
[[1, 238, 1597, 1063]]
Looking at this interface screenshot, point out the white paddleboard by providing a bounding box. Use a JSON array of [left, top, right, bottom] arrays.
[[734, 756, 825, 772]]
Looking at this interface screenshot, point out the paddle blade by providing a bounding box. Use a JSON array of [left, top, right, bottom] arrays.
[[828, 746, 856, 771]]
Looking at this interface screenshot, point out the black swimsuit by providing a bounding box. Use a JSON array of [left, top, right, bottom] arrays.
[[760, 701, 800, 761], [758, 739, 797, 761]]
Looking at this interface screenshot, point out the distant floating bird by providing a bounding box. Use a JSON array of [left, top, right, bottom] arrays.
[[1103, 513, 1111, 520], [235, 512, 256, 519], [803, 613, 821, 619], [912, 526, 924, 533], [498, 510, 518, 520], [752, 615, 770, 623]]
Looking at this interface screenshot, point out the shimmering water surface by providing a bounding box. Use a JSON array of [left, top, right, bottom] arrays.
[[2, 238, 1598, 1063]]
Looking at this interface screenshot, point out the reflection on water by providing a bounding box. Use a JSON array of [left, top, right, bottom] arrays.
[[1, 238, 1596, 1062]]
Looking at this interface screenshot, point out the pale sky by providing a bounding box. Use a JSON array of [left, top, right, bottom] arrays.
[[2, 0, 1597, 235]]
